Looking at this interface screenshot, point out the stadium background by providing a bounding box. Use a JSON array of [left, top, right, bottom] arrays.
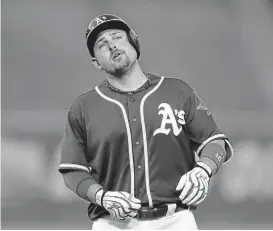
[[2, 0, 273, 229]]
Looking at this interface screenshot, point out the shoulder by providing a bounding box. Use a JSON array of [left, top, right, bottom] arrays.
[[69, 89, 95, 113], [151, 74, 194, 99], [68, 80, 107, 116], [163, 76, 193, 92]]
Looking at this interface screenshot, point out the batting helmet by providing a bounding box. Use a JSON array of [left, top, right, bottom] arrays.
[[85, 14, 140, 59]]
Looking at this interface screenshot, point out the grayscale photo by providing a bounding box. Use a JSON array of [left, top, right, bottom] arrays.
[[2, 0, 273, 230]]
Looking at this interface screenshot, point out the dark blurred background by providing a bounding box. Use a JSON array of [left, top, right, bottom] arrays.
[[1, 0, 273, 229]]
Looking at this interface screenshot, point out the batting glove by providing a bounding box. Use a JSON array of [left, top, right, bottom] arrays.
[[176, 162, 212, 206], [95, 189, 141, 220]]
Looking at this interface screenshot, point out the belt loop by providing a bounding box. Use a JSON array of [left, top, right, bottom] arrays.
[[166, 203, 177, 216]]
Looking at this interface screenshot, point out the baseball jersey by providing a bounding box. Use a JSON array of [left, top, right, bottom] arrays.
[[59, 73, 232, 220]]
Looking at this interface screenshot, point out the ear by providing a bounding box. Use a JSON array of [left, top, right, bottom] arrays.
[[91, 57, 102, 70]]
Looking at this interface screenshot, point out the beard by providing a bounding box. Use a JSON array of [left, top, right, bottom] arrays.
[[106, 53, 132, 77]]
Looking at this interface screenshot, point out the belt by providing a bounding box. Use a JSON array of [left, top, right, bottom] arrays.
[[136, 203, 189, 221]]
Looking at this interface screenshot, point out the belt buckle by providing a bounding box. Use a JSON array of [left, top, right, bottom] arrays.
[[136, 206, 163, 221], [136, 207, 153, 221]]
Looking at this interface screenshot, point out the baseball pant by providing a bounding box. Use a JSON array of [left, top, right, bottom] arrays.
[[92, 209, 198, 230]]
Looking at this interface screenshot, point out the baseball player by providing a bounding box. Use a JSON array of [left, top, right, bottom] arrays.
[[59, 14, 233, 230]]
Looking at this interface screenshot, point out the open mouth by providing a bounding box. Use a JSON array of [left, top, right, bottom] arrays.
[[112, 52, 123, 60]]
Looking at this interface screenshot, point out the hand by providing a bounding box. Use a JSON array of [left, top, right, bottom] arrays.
[[176, 166, 210, 206], [96, 190, 141, 220]]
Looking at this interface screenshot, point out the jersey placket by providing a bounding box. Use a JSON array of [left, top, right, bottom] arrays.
[[126, 93, 146, 199]]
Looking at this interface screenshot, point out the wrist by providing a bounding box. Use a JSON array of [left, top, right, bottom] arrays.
[[86, 183, 103, 204], [196, 159, 214, 177]]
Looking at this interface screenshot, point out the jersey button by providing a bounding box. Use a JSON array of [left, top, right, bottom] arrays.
[[136, 141, 139, 145], [133, 118, 137, 122], [137, 165, 141, 169], [129, 97, 135, 102]]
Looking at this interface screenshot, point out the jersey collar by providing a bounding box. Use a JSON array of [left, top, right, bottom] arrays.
[[105, 73, 156, 94]]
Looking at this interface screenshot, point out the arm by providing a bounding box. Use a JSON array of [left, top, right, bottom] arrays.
[[176, 89, 233, 206], [62, 170, 102, 203], [59, 108, 103, 202], [184, 90, 233, 174], [197, 139, 226, 176], [59, 104, 141, 219]]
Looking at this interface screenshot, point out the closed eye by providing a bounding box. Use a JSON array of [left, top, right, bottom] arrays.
[[98, 42, 107, 49]]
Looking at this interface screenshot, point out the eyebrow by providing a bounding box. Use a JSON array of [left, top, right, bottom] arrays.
[[95, 31, 122, 46]]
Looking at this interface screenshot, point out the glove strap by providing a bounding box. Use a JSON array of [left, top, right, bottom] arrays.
[[196, 162, 212, 178], [95, 189, 106, 206], [100, 190, 107, 206]]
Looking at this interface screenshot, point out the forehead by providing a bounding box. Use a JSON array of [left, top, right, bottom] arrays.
[[96, 29, 126, 42]]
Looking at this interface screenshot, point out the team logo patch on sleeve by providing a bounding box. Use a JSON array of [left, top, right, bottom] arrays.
[[197, 102, 212, 116], [194, 91, 212, 116], [153, 103, 185, 136]]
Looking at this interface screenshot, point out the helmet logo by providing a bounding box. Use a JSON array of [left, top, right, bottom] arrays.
[[94, 16, 106, 27], [88, 16, 108, 32]]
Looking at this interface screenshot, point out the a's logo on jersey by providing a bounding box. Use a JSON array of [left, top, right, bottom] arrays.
[[153, 103, 185, 136]]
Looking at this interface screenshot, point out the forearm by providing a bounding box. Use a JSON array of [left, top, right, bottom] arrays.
[[197, 139, 226, 176], [63, 171, 103, 202]]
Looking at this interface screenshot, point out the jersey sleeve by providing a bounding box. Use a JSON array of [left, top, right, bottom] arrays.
[[184, 90, 233, 162], [59, 102, 91, 174]]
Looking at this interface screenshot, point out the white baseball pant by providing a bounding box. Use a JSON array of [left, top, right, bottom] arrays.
[[92, 208, 198, 230]]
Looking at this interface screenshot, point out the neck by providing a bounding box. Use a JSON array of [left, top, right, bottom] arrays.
[[105, 61, 148, 92]]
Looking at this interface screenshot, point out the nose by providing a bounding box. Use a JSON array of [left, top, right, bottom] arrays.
[[109, 43, 116, 51]]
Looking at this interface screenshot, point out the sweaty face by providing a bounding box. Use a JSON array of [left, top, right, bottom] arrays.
[[93, 29, 137, 76]]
